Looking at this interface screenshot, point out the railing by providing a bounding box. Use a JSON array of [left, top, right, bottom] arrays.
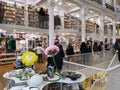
[[62, 50, 118, 90], [63, 50, 114, 68], [0, 8, 81, 31], [89, 51, 118, 90]]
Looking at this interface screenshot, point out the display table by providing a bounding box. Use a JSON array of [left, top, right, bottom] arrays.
[[3, 70, 86, 90]]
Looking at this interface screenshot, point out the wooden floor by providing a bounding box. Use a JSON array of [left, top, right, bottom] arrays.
[[0, 61, 46, 90]]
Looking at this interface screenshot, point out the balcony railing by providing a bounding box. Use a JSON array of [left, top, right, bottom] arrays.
[[0, 8, 81, 31]]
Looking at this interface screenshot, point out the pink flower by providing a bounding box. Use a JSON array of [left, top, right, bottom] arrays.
[[44, 45, 59, 57]]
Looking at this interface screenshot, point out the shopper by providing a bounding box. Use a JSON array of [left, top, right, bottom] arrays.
[[80, 42, 88, 64], [114, 40, 120, 62], [38, 7, 45, 28], [33, 44, 44, 63], [66, 43, 75, 55], [93, 41, 99, 53], [47, 41, 65, 72], [44, 9, 49, 29], [54, 15, 61, 29], [66, 43, 74, 61]]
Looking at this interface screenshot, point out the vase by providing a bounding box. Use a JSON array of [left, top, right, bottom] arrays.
[[47, 66, 55, 78]]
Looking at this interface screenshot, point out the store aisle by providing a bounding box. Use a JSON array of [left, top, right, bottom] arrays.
[[0, 61, 47, 90]]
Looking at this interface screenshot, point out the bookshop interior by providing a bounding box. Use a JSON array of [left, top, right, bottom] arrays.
[[0, 0, 120, 90]]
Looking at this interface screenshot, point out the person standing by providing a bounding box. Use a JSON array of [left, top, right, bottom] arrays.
[[47, 41, 65, 72], [44, 9, 49, 29], [38, 7, 45, 28], [66, 43, 75, 55], [33, 44, 44, 63], [114, 40, 120, 62], [66, 43, 74, 61], [80, 42, 88, 64]]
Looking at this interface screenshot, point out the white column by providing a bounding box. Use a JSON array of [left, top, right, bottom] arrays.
[[48, 0, 55, 46], [113, 0, 117, 13], [99, 14, 104, 41], [112, 20, 117, 43], [81, 5, 86, 42], [102, 0, 106, 7]]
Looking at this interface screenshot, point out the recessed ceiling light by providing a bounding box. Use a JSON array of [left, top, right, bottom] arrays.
[[105, 16, 108, 19], [68, 3, 72, 6], [55, 0, 58, 2], [76, 14, 80, 18], [21, 32, 25, 33], [58, 2, 62, 5], [90, 10, 93, 13]]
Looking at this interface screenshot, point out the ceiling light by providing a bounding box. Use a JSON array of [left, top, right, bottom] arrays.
[[76, 14, 80, 18], [105, 16, 108, 19], [21, 32, 25, 33], [89, 18, 94, 22], [90, 10, 93, 13], [55, 0, 58, 2], [58, 2, 62, 5], [68, 3, 72, 6]]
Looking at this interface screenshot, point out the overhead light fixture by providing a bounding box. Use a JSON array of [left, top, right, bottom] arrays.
[[68, 3, 72, 6], [55, 0, 58, 2], [105, 16, 108, 19], [76, 14, 80, 18], [90, 10, 93, 13], [58, 2, 62, 5]]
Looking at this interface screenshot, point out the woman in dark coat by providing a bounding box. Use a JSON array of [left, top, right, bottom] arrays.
[[47, 41, 65, 72], [80, 42, 88, 64], [66, 43, 74, 55]]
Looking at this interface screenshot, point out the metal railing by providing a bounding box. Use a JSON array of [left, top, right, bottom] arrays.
[[89, 51, 118, 90], [62, 50, 118, 90], [63, 50, 114, 69]]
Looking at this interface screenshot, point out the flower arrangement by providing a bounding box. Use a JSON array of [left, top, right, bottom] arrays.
[[45, 45, 59, 57], [45, 45, 59, 71], [44, 45, 61, 81], [21, 51, 38, 66], [15, 51, 38, 80]]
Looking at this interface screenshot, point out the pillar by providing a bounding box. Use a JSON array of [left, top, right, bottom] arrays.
[[112, 20, 117, 43], [48, 0, 55, 46], [102, 0, 106, 7], [81, 5, 86, 42], [113, 0, 117, 13], [99, 14, 105, 41]]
